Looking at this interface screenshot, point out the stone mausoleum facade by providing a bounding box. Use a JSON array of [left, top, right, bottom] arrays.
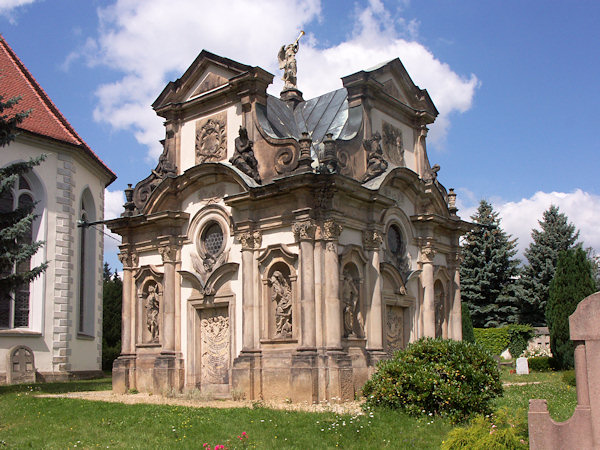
[[107, 50, 468, 402]]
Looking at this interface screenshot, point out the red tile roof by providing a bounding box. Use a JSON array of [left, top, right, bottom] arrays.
[[0, 35, 116, 184]]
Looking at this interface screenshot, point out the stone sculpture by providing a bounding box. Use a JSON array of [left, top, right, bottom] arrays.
[[196, 115, 227, 164], [270, 270, 292, 338], [362, 132, 388, 182], [230, 126, 261, 183], [342, 271, 362, 337], [144, 285, 160, 342], [278, 31, 304, 90]]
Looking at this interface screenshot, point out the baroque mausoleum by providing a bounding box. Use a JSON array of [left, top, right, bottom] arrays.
[[107, 46, 468, 402]]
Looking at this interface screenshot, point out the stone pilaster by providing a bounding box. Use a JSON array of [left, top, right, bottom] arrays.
[[117, 248, 138, 355], [236, 230, 262, 351], [363, 229, 384, 351], [420, 243, 436, 338], [323, 220, 343, 350], [449, 251, 463, 341], [158, 244, 178, 354], [293, 219, 317, 350]]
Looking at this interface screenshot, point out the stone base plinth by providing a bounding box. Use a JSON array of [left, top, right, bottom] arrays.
[[113, 352, 184, 395], [112, 355, 136, 394]]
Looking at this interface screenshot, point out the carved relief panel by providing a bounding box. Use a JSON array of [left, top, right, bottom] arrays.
[[195, 112, 227, 164], [434, 280, 445, 338], [200, 307, 230, 387], [382, 121, 404, 167], [385, 305, 404, 357]]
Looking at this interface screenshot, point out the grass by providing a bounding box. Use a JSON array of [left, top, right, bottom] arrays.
[[0, 379, 451, 449], [0, 368, 578, 449]]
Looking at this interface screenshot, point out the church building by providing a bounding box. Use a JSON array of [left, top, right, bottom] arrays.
[[0, 36, 116, 383], [107, 45, 468, 402]]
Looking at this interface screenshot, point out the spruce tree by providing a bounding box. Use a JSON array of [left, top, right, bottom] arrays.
[[0, 94, 47, 307], [546, 248, 596, 369], [521, 205, 579, 325], [102, 263, 122, 370], [460, 200, 522, 328]]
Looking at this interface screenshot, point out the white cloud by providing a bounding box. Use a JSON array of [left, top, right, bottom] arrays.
[[103, 188, 124, 262], [457, 189, 600, 260], [0, 0, 36, 23], [76, 0, 477, 161]]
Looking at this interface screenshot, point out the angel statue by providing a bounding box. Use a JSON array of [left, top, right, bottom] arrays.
[[278, 31, 304, 90]]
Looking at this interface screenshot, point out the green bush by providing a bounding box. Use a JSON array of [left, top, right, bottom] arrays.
[[474, 328, 510, 355], [526, 356, 562, 372], [441, 408, 528, 449], [562, 370, 576, 387], [462, 303, 475, 343], [507, 325, 535, 358], [362, 338, 502, 423]]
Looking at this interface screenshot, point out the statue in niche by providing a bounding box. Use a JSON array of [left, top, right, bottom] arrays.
[[362, 132, 388, 182], [278, 31, 304, 90], [342, 271, 363, 337], [270, 270, 292, 338], [144, 285, 160, 342], [230, 127, 261, 183]]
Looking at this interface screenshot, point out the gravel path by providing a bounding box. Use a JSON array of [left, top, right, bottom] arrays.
[[37, 391, 365, 415]]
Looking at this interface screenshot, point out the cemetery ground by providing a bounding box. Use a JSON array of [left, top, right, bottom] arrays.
[[1, 368, 576, 449]]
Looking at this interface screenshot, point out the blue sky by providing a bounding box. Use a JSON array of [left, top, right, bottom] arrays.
[[2, 0, 599, 271]]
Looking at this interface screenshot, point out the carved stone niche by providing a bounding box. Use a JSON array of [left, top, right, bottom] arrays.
[[433, 266, 451, 339], [7, 345, 35, 384], [257, 244, 298, 342], [195, 111, 227, 164], [134, 266, 164, 346], [339, 245, 368, 340]]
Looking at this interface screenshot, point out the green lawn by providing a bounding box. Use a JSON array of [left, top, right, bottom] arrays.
[[0, 369, 577, 449]]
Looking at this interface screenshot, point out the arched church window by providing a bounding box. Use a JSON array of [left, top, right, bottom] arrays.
[[0, 176, 36, 328], [387, 224, 403, 256], [78, 189, 96, 335]]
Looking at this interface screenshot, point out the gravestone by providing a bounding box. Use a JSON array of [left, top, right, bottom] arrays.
[[516, 357, 529, 375], [7, 345, 36, 384]]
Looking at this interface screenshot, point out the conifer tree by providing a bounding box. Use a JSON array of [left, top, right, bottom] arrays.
[[546, 248, 596, 369], [102, 263, 122, 370], [521, 205, 579, 325], [0, 94, 47, 304], [460, 200, 522, 328]]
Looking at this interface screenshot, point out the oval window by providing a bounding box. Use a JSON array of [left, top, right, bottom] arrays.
[[202, 222, 224, 255]]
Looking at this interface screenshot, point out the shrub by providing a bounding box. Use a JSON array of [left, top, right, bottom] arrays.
[[362, 338, 502, 423], [462, 303, 475, 343], [507, 325, 535, 358], [474, 328, 510, 355], [527, 356, 561, 372], [441, 408, 528, 449]]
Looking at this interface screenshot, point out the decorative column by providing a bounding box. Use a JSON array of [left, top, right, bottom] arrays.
[[293, 219, 317, 350], [236, 230, 262, 352], [323, 220, 343, 350], [363, 229, 383, 351], [118, 248, 137, 355], [420, 244, 436, 338], [158, 244, 177, 354], [449, 251, 463, 340]]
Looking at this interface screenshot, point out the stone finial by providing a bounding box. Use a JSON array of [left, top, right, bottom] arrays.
[[447, 188, 457, 211], [236, 230, 262, 250], [318, 133, 339, 174], [293, 219, 316, 241], [296, 132, 313, 173], [122, 184, 136, 217], [362, 229, 383, 250]]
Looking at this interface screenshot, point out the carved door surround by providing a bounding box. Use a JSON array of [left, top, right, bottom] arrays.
[[381, 262, 415, 356], [187, 296, 234, 394], [257, 244, 298, 343], [133, 266, 164, 347]]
